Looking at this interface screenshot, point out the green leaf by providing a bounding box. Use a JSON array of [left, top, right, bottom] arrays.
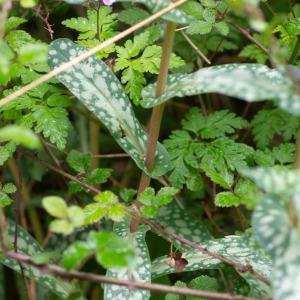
[[67, 150, 91, 174], [104, 221, 151, 300], [155, 187, 178, 207], [108, 204, 126, 222], [215, 192, 241, 207], [0, 192, 13, 208], [251, 108, 299, 149], [0, 221, 76, 298], [5, 17, 27, 34], [42, 196, 68, 218], [0, 141, 16, 166], [139, 187, 155, 206], [89, 231, 135, 268], [141, 64, 300, 116], [2, 183, 16, 194], [20, 0, 37, 8], [214, 21, 229, 36], [83, 203, 106, 225], [182, 108, 248, 138], [63, 241, 93, 270], [0, 125, 41, 149], [203, 8, 216, 23], [32, 105, 71, 150], [48, 38, 170, 177], [186, 21, 213, 35], [188, 275, 218, 300], [68, 206, 85, 227], [94, 191, 118, 205], [141, 205, 158, 218], [19, 43, 48, 64], [50, 219, 74, 235], [89, 168, 112, 184]]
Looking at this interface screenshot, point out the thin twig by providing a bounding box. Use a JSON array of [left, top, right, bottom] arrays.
[[181, 31, 211, 64], [21, 151, 270, 286], [5, 252, 254, 300], [143, 219, 271, 286], [0, 0, 189, 107]]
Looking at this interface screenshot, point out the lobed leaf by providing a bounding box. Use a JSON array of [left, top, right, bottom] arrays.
[[141, 64, 300, 115], [48, 38, 170, 177]]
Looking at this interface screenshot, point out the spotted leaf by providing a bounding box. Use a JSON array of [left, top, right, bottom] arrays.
[[48, 39, 170, 177], [141, 64, 300, 115], [116, 0, 195, 24], [0, 221, 77, 298], [243, 167, 300, 196], [253, 194, 300, 299], [155, 203, 211, 250], [104, 221, 151, 300], [152, 234, 271, 297]]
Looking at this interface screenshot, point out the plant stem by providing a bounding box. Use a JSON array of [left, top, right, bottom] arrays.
[[5, 252, 254, 300], [8, 159, 44, 243], [90, 121, 100, 169], [289, 37, 300, 64], [131, 22, 177, 232]]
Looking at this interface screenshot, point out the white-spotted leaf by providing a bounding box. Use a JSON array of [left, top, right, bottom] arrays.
[[141, 64, 300, 115], [253, 194, 300, 300], [155, 203, 211, 250], [104, 221, 151, 300], [152, 234, 271, 297], [116, 0, 196, 25], [48, 39, 170, 177], [0, 221, 77, 298]]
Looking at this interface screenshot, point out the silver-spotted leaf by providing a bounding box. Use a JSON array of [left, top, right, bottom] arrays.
[[253, 194, 300, 300], [116, 0, 195, 25], [155, 203, 210, 250], [141, 64, 300, 115], [152, 234, 271, 297], [48, 39, 170, 177], [104, 221, 151, 300], [0, 221, 76, 298], [243, 167, 300, 196]]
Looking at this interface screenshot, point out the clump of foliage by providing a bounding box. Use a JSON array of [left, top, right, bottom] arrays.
[[0, 0, 299, 299]]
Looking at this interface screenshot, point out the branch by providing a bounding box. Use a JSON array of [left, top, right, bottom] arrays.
[[5, 251, 254, 300], [0, 0, 189, 107], [142, 219, 271, 286]]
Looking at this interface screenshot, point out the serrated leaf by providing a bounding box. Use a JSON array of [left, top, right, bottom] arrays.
[[141, 64, 300, 116], [83, 203, 107, 225], [32, 105, 70, 150], [215, 192, 241, 207], [5, 17, 27, 34], [104, 221, 151, 300], [0, 141, 16, 166], [186, 21, 213, 35], [118, 7, 150, 25], [251, 108, 299, 149], [67, 150, 91, 173], [48, 38, 170, 177], [0, 221, 76, 298], [42, 196, 68, 219]]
